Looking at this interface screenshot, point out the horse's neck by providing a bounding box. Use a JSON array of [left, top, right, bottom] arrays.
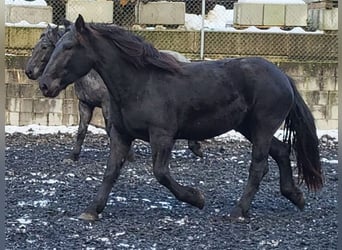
[[92, 41, 142, 102]]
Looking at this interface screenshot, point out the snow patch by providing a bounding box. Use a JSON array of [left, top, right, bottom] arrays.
[[18, 199, 50, 207], [5, 0, 47, 6], [17, 218, 32, 224], [184, 4, 322, 33], [5, 1, 322, 34], [5, 125, 338, 142], [321, 158, 338, 164], [239, 0, 305, 4]]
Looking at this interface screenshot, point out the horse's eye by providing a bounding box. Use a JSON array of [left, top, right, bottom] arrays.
[[41, 45, 48, 50]]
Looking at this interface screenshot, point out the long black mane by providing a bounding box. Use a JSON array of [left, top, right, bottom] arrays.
[[88, 23, 182, 74]]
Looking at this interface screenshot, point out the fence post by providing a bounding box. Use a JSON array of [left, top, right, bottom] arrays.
[[200, 0, 206, 60]]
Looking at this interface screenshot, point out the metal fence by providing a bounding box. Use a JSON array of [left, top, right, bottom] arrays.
[[43, 0, 238, 25], [5, 0, 338, 62]]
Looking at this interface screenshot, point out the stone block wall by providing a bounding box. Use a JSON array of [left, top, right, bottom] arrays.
[[4, 27, 338, 130], [233, 2, 307, 27], [5, 5, 53, 24], [233, 3, 264, 26], [66, 0, 113, 23], [285, 4, 308, 26], [5, 55, 338, 130], [278, 62, 338, 129], [5, 64, 79, 127], [135, 2, 186, 25]]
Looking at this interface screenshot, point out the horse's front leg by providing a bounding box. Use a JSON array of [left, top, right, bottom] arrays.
[[102, 105, 135, 162], [78, 127, 132, 221], [66, 101, 94, 161], [150, 131, 205, 209]]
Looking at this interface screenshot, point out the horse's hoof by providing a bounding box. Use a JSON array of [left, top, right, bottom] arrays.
[[126, 149, 135, 162], [62, 158, 74, 164], [190, 189, 205, 209], [78, 212, 98, 221], [63, 153, 79, 163], [227, 206, 249, 222], [193, 149, 204, 158], [196, 191, 205, 209], [282, 188, 305, 211], [126, 153, 135, 162], [223, 214, 250, 223], [188, 141, 204, 158], [294, 194, 305, 211]]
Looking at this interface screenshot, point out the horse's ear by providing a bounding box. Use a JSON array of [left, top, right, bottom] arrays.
[[50, 26, 60, 43], [52, 26, 59, 34], [63, 19, 72, 29], [75, 14, 86, 33]]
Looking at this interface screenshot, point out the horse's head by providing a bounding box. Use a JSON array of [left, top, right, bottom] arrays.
[[25, 20, 72, 80], [25, 24, 59, 80], [39, 15, 95, 97]]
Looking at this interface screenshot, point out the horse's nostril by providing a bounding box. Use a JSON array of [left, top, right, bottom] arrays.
[[41, 83, 48, 91], [25, 69, 32, 78], [39, 81, 48, 94]]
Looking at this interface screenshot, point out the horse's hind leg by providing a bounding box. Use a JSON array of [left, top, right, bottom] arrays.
[[79, 126, 132, 221], [229, 132, 273, 219], [236, 124, 305, 214], [238, 125, 305, 211], [269, 137, 305, 210], [150, 130, 205, 208], [67, 101, 94, 161]]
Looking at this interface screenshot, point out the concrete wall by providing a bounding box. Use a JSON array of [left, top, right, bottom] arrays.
[[5, 27, 338, 129], [135, 2, 185, 25], [233, 2, 307, 27], [6, 27, 337, 62], [5, 55, 338, 130], [278, 61, 338, 129], [5, 5, 53, 24], [66, 0, 113, 23], [5, 56, 79, 127]]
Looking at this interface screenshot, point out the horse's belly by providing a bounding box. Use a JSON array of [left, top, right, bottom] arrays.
[[178, 112, 245, 140], [177, 92, 248, 140]]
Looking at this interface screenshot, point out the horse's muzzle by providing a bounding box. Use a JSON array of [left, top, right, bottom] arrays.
[[38, 76, 60, 98]]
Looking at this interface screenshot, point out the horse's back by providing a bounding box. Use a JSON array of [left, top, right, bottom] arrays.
[[232, 57, 294, 108], [180, 57, 293, 104], [168, 57, 294, 139]]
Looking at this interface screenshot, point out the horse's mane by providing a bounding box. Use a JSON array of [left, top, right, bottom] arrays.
[[88, 23, 182, 74]]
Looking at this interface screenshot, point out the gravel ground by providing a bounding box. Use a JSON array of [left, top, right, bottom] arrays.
[[5, 131, 338, 249]]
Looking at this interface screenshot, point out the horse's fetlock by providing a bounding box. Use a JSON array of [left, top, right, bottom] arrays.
[[153, 170, 169, 185], [280, 187, 293, 197]]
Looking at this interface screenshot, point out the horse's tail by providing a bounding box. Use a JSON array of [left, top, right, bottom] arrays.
[[283, 76, 323, 191]]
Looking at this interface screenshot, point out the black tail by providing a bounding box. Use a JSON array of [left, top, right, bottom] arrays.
[[284, 76, 323, 191]]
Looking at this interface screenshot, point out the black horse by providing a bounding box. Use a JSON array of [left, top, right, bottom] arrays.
[[39, 15, 323, 221], [25, 22, 203, 161]]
